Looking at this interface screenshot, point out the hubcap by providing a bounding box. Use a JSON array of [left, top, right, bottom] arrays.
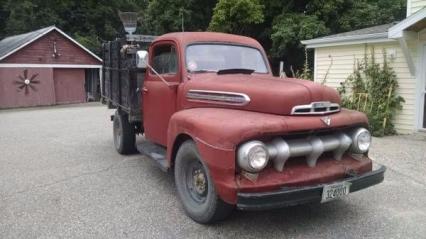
[[193, 168, 206, 195], [186, 162, 208, 203]]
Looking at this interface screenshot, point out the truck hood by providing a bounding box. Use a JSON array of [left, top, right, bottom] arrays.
[[181, 74, 341, 116]]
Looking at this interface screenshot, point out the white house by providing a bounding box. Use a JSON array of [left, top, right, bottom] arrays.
[[302, 0, 426, 134]]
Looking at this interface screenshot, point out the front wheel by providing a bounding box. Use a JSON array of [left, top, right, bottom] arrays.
[[174, 140, 234, 224], [113, 110, 136, 154]]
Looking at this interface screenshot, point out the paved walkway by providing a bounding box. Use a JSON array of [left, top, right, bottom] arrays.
[[370, 134, 426, 186]]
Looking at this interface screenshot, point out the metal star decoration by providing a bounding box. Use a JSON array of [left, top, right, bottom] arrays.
[[14, 69, 40, 95]]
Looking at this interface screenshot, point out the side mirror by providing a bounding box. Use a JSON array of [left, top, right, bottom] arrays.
[[136, 50, 148, 69], [135, 50, 177, 88]]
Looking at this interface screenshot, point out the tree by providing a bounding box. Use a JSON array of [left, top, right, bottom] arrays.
[[0, 0, 406, 72], [208, 0, 264, 35], [2, 1, 64, 36], [206, 0, 405, 75], [0, 0, 148, 54], [271, 13, 328, 57], [141, 0, 217, 34], [268, 0, 406, 75], [0, 0, 9, 39]]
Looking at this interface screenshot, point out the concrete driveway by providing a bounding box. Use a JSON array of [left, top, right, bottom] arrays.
[[1, 103, 425, 238]]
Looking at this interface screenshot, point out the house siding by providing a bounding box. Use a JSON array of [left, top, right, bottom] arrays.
[[409, 0, 426, 16], [314, 41, 417, 134]]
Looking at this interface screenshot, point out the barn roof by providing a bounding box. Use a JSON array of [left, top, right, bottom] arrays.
[[0, 26, 102, 62]]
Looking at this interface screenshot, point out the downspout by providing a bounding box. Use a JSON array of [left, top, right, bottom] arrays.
[[390, 31, 417, 76], [397, 35, 417, 76]]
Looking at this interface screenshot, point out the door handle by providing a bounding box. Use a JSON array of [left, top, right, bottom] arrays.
[[142, 87, 148, 94]]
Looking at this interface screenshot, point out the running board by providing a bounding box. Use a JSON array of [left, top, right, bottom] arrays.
[[136, 140, 169, 172]]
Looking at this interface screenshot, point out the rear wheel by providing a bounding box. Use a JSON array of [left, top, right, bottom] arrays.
[[113, 110, 136, 154], [174, 140, 234, 224]]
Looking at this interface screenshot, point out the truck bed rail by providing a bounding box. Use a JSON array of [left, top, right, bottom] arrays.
[[101, 38, 152, 122]]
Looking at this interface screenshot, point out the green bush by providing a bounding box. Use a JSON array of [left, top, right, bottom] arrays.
[[337, 47, 404, 136]]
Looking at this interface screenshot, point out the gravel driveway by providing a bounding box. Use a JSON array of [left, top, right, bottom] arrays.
[[1, 103, 425, 238]]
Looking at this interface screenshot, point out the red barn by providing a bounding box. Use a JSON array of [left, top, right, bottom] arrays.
[[0, 26, 102, 108]]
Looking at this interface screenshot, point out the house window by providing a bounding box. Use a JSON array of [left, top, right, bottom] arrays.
[[152, 45, 178, 75]]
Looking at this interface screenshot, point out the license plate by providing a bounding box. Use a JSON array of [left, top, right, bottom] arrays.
[[321, 182, 351, 203]]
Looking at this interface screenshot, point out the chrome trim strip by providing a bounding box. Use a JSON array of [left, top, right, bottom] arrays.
[[186, 90, 251, 106], [291, 101, 340, 115]]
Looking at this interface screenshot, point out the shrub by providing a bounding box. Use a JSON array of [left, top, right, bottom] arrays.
[[337, 47, 404, 136]]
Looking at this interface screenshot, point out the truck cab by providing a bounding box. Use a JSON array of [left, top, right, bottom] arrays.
[[102, 32, 385, 224]]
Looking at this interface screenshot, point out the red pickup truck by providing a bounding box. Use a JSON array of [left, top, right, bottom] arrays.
[[102, 32, 385, 224]]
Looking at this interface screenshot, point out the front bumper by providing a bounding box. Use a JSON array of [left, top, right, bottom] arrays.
[[237, 165, 386, 210]]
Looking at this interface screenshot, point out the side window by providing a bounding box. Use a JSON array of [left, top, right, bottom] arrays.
[[152, 44, 178, 75]]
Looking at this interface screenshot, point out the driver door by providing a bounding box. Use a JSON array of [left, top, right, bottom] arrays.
[[143, 42, 180, 146]]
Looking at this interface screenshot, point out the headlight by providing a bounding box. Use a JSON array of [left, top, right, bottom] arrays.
[[350, 128, 371, 154], [237, 141, 269, 172]]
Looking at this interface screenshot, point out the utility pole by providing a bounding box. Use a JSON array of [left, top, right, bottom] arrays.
[[180, 8, 185, 32]]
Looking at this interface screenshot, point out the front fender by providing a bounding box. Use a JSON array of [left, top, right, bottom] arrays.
[[166, 108, 368, 204]]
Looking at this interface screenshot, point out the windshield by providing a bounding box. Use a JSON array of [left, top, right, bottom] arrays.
[[186, 44, 269, 73]]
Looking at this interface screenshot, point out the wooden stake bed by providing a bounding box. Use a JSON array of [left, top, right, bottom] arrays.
[[101, 37, 153, 123]]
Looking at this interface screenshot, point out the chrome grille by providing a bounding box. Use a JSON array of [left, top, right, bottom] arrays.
[[266, 132, 353, 171]]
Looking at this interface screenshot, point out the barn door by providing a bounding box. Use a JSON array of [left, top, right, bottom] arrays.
[[53, 69, 86, 104]]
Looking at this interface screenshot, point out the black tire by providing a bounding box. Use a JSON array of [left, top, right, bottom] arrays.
[[113, 110, 136, 154], [174, 140, 234, 224]]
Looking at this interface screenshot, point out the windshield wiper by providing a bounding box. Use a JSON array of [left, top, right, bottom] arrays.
[[217, 68, 255, 75], [188, 69, 217, 73]]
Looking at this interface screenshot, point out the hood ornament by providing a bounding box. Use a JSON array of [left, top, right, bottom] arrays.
[[321, 116, 331, 126]]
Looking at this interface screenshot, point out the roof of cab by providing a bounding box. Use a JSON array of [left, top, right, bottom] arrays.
[[154, 32, 263, 49]]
